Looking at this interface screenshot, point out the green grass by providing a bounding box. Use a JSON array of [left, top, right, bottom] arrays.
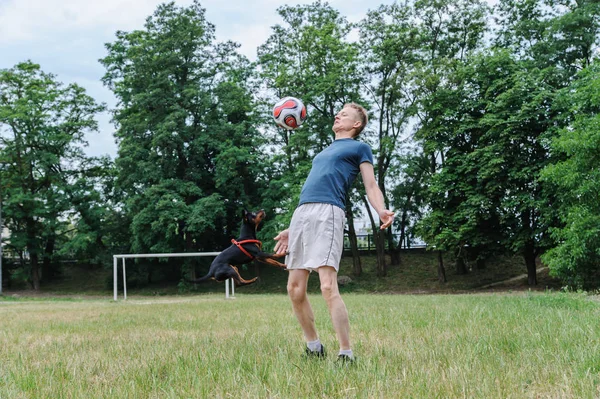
[[1, 293, 599, 398]]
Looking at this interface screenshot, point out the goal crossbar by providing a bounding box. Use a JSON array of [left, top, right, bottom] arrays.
[[113, 252, 238, 301]]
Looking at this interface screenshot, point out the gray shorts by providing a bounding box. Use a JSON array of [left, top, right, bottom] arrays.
[[285, 203, 345, 272]]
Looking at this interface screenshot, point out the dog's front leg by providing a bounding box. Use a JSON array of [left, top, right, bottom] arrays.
[[255, 250, 287, 259], [256, 257, 287, 269]]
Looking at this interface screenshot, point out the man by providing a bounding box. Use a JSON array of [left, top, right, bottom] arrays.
[[274, 103, 394, 362]]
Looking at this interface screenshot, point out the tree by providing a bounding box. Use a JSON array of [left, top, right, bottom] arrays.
[[101, 1, 266, 283], [416, 0, 599, 285], [391, 153, 428, 252], [0, 61, 105, 290], [487, 0, 600, 284], [57, 157, 119, 267], [495, 0, 599, 73], [412, 0, 490, 282], [358, 2, 420, 273], [256, 1, 367, 265], [541, 62, 600, 288]]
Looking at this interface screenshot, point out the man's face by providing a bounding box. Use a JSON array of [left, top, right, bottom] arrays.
[[332, 106, 361, 134]]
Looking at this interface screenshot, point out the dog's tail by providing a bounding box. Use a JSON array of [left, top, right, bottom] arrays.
[[184, 273, 212, 284]]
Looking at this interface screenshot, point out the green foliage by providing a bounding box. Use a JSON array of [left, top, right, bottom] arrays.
[[358, 2, 423, 254], [0, 61, 106, 288], [412, 0, 494, 262], [416, 0, 600, 285], [4, 0, 600, 291], [496, 0, 600, 74], [541, 62, 600, 288], [256, 1, 366, 242], [57, 157, 119, 264], [390, 153, 429, 247], [100, 1, 266, 270]]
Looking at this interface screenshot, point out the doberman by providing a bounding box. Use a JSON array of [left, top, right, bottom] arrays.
[[186, 209, 286, 286]]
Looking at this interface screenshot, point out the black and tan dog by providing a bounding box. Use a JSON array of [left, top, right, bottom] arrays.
[[186, 209, 286, 286]]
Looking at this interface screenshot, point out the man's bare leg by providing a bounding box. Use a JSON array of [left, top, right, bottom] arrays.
[[287, 269, 318, 342], [317, 266, 350, 351]]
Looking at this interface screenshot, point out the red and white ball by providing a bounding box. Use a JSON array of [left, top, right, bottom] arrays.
[[272, 96, 307, 130]]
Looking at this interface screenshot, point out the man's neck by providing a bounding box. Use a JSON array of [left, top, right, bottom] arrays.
[[334, 131, 354, 140]]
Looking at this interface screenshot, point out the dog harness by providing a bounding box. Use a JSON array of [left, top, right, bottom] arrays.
[[231, 239, 263, 260]]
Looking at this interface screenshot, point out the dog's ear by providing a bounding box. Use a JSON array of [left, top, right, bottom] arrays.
[[242, 209, 248, 222]]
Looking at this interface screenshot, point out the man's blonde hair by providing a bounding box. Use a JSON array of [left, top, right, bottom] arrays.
[[344, 103, 368, 136]]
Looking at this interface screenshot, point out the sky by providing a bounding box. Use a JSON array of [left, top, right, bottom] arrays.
[[0, 0, 497, 159]]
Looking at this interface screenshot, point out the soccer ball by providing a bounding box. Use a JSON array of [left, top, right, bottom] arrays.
[[272, 97, 307, 130]]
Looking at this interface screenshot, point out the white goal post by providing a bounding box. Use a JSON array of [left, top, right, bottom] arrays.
[[113, 252, 238, 301]]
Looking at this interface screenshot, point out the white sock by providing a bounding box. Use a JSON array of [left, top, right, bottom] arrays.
[[339, 349, 353, 358], [307, 339, 322, 352]]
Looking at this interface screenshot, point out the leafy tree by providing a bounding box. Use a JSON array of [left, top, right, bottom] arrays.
[[256, 1, 367, 262], [391, 153, 429, 251], [541, 62, 600, 288], [101, 1, 266, 283], [358, 1, 420, 274], [495, 0, 599, 73], [58, 158, 122, 266], [417, 0, 599, 285], [485, 0, 600, 284], [0, 61, 105, 290], [413, 0, 490, 282]]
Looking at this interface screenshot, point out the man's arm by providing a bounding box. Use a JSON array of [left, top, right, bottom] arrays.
[[360, 162, 395, 229]]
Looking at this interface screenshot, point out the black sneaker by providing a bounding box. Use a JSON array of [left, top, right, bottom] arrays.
[[336, 354, 355, 364], [304, 344, 326, 358]]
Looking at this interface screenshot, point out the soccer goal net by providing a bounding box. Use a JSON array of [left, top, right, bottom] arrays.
[[113, 252, 237, 301]]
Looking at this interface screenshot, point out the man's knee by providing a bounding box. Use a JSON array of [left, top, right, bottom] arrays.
[[318, 266, 339, 300], [320, 280, 340, 301], [287, 280, 306, 302]]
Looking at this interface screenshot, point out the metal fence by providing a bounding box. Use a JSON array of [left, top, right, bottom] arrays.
[[343, 234, 426, 252]]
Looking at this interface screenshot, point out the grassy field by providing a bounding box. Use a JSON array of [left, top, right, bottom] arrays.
[[1, 292, 599, 398]]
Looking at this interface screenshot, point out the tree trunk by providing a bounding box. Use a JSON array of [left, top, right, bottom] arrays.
[[376, 117, 389, 275], [392, 203, 411, 265], [31, 253, 40, 291], [437, 251, 447, 283], [346, 207, 362, 276], [361, 195, 386, 277], [388, 229, 400, 266], [524, 240, 537, 286], [455, 252, 467, 275], [399, 223, 406, 251], [27, 218, 41, 290], [42, 236, 56, 282], [521, 208, 537, 286], [376, 229, 387, 277]]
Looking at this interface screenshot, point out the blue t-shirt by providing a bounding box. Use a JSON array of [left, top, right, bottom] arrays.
[[299, 138, 374, 211]]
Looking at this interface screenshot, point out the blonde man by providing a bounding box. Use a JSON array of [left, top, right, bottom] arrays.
[[274, 103, 394, 362]]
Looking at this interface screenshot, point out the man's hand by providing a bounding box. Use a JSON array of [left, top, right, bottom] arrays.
[[274, 229, 289, 255], [379, 210, 395, 230]]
